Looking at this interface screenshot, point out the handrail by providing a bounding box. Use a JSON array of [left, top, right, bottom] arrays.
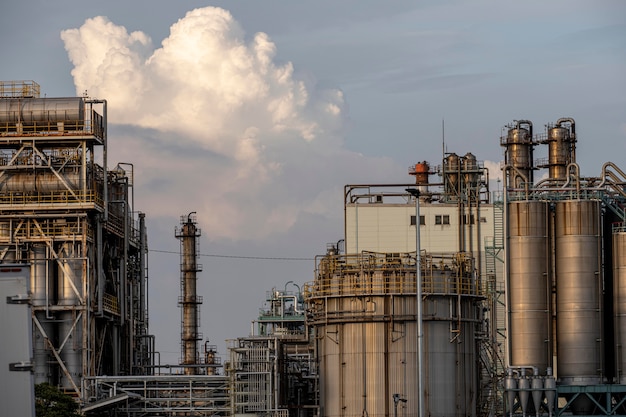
[[0, 189, 103, 207]]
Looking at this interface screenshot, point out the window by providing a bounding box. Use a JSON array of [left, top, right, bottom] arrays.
[[435, 215, 450, 225], [480, 217, 487, 223], [410, 215, 425, 226], [463, 214, 475, 224]]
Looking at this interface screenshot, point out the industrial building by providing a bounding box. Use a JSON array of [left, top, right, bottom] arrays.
[[305, 154, 500, 417], [4, 80, 626, 417], [0, 80, 152, 402], [501, 119, 626, 416], [305, 118, 626, 416]]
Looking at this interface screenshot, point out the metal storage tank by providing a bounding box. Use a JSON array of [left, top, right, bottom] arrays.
[[30, 244, 56, 384], [59, 311, 82, 389], [308, 252, 480, 417], [507, 201, 551, 372], [0, 97, 85, 131], [613, 226, 626, 383], [444, 153, 461, 200], [31, 244, 51, 304], [463, 152, 479, 189], [57, 242, 83, 306], [315, 279, 418, 417], [555, 200, 602, 386], [547, 123, 573, 180], [502, 122, 533, 188], [57, 242, 84, 390], [423, 267, 479, 416], [0, 172, 83, 193]]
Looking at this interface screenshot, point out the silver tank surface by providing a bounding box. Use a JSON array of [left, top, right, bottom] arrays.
[[505, 127, 533, 187], [507, 201, 551, 372], [57, 242, 83, 306], [613, 228, 626, 383], [59, 311, 82, 390], [555, 200, 602, 385], [311, 253, 479, 417], [547, 126, 570, 180], [423, 284, 478, 416], [444, 153, 460, 197], [0, 172, 83, 193], [0, 97, 84, 124], [463, 152, 478, 188]]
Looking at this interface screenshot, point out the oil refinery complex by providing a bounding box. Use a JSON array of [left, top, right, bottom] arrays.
[[1, 80, 626, 416]]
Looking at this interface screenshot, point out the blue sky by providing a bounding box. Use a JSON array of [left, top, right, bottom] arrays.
[[2, 0, 625, 363]]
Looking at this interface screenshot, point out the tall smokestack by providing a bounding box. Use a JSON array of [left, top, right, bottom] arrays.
[[175, 212, 203, 375]]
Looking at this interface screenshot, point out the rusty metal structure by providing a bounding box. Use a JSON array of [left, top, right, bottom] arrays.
[[0, 80, 152, 400]]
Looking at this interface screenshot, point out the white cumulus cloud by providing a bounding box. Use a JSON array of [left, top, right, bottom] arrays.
[[61, 7, 401, 240]]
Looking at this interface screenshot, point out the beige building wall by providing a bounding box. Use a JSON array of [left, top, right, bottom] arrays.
[[345, 202, 495, 259]]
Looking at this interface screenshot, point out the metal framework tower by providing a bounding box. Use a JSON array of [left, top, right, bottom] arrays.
[[0, 81, 152, 400], [228, 283, 316, 417]]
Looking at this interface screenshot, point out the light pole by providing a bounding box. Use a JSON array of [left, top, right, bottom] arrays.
[[406, 188, 424, 417]]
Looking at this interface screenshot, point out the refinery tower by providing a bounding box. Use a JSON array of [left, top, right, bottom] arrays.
[[0, 81, 152, 400]]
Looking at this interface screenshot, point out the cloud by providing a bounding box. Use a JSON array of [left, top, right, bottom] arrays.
[[61, 7, 400, 240], [483, 160, 503, 182]]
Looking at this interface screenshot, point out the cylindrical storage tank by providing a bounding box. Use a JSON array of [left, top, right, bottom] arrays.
[[57, 243, 83, 306], [0, 172, 82, 193], [59, 311, 82, 390], [316, 295, 417, 417], [462, 152, 479, 189], [507, 201, 551, 372], [30, 244, 56, 385], [0, 97, 85, 131], [31, 244, 51, 305], [311, 255, 479, 417], [547, 126, 571, 180], [444, 153, 460, 200], [613, 227, 626, 383], [504, 127, 532, 188], [33, 312, 56, 385], [423, 287, 478, 415], [555, 200, 602, 386]]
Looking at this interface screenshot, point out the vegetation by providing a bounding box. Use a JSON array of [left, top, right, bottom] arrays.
[[34, 383, 81, 417]]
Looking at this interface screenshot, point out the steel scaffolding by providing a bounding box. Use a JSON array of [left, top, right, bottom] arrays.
[[0, 81, 153, 401]]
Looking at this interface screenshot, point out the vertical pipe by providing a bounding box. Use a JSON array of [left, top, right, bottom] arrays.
[[415, 193, 424, 417], [139, 212, 146, 331], [96, 216, 103, 316], [102, 100, 108, 221]]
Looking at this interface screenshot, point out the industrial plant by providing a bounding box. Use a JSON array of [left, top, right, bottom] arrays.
[[1, 80, 626, 417]]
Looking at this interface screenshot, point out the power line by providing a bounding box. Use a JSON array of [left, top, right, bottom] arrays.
[[149, 248, 314, 261]]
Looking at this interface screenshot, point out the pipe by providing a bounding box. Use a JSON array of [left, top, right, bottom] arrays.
[[504, 166, 530, 198], [555, 117, 577, 169]]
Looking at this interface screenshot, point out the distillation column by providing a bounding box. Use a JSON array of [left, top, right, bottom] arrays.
[[501, 120, 534, 188], [176, 213, 203, 375]]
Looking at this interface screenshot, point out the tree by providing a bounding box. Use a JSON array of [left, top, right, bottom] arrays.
[[34, 383, 81, 417]]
